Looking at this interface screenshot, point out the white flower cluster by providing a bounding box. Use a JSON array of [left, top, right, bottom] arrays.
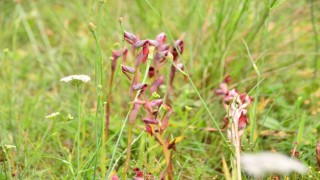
[[241, 152, 308, 177], [60, 75, 91, 83]]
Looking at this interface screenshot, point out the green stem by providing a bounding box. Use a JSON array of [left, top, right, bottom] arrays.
[[91, 31, 104, 86], [124, 124, 133, 174], [76, 84, 81, 177], [90, 2, 105, 177]]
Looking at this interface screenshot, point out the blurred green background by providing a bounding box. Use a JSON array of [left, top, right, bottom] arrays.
[[0, 0, 319, 179]]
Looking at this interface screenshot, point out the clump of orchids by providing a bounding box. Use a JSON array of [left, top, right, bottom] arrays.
[[107, 31, 185, 179], [216, 76, 253, 180]]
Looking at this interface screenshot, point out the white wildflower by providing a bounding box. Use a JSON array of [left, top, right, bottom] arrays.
[[46, 112, 60, 119], [241, 152, 308, 177], [60, 74, 91, 83]]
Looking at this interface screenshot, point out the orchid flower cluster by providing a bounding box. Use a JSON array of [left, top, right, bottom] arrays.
[[216, 76, 253, 179], [109, 31, 184, 179], [121, 31, 185, 130], [216, 76, 253, 141]]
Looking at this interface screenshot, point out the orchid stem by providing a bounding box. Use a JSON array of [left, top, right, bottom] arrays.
[[105, 68, 114, 140], [124, 124, 133, 175], [124, 58, 151, 176]]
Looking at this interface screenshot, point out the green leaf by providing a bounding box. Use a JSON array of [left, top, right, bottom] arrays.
[[296, 111, 306, 143], [262, 116, 282, 130]]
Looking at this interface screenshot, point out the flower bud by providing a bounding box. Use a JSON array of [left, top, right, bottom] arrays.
[[88, 22, 96, 32]]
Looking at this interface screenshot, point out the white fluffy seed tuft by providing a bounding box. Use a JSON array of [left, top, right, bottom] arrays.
[[241, 152, 308, 177]]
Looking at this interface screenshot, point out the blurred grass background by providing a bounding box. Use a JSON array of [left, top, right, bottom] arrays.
[[0, 0, 320, 179]]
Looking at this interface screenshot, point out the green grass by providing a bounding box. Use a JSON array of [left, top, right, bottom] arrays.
[[0, 0, 320, 179]]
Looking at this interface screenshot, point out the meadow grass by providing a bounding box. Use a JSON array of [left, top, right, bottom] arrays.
[[0, 0, 320, 179]]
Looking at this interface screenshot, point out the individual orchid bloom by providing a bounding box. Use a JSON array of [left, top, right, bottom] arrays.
[[148, 40, 159, 47], [215, 75, 231, 96], [124, 31, 140, 54], [155, 33, 169, 51], [224, 75, 231, 83], [172, 39, 184, 61], [124, 31, 138, 45], [111, 48, 128, 70], [132, 83, 147, 91], [133, 168, 144, 180], [150, 76, 164, 93], [149, 99, 164, 107], [142, 101, 155, 118], [154, 33, 170, 64], [238, 112, 249, 129], [145, 123, 153, 136], [143, 99, 163, 109], [129, 103, 141, 124], [122, 64, 135, 80], [143, 117, 159, 124], [220, 89, 239, 106], [239, 93, 254, 109], [121, 64, 135, 74], [155, 32, 166, 45], [136, 42, 149, 66], [176, 63, 184, 71], [111, 48, 128, 61], [132, 83, 147, 98], [154, 49, 169, 64], [229, 99, 250, 125], [215, 82, 229, 96], [160, 110, 172, 134], [162, 44, 170, 51], [134, 39, 158, 48], [143, 99, 164, 117], [148, 66, 155, 78]]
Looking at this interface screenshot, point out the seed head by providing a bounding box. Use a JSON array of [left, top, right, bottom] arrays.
[[118, 17, 124, 23]]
